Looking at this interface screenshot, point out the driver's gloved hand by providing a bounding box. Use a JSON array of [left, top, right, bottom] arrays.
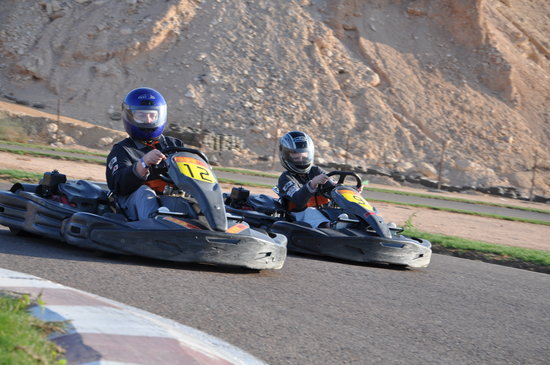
[[143, 149, 166, 166], [309, 174, 330, 189]]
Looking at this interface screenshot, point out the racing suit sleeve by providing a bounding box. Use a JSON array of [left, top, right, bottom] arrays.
[[106, 143, 146, 196], [277, 172, 316, 211]]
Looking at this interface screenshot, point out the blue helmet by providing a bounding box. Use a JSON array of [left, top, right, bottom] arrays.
[[279, 131, 315, 174], [122, 87, 167, 141]]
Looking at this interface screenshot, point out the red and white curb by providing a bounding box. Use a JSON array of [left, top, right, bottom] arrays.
[[0, 268, 266, 365]]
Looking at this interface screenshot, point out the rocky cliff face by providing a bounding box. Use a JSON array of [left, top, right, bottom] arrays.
[[0, 0, 548, 195]]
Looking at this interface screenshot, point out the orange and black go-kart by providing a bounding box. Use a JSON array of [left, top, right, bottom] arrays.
[[225, 171, 431, 269], [0, 147, 287, 270]]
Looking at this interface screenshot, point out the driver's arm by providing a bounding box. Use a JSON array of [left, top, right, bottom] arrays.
[[138, 149, 166, 177], [278, 173, 315, 211], [106, 144, 147, 196]]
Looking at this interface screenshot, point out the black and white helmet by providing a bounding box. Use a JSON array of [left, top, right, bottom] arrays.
[[279, 131, 315, 174]]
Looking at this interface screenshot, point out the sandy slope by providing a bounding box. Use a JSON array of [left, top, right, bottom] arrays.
[[1, 0, 549, 195]]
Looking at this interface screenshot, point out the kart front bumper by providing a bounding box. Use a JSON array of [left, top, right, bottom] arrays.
[[63, 212, 287, 270]]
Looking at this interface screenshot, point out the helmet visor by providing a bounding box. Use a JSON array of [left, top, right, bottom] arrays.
[[124, 104, 167, 129], [131, 109, 159, 125], [289, 151, 311, 164], [283, 148, 314, 171]]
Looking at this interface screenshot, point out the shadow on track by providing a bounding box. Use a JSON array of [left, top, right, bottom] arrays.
[[0, 229, 262, 275]]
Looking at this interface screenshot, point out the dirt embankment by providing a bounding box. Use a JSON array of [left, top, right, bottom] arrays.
[[0, 0, 549, 196]]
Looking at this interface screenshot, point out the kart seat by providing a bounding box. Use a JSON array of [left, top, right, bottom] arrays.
[[246, 194, 282, 215], [58, 180, 109, 213]]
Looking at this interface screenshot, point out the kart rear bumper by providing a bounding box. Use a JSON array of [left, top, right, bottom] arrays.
[[0, 190, 77, 239]]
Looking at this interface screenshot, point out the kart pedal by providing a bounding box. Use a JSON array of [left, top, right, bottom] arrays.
[[331, 213, 352, 229]]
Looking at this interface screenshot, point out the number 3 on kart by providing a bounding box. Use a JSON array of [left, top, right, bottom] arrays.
[[174, 156, 216, 183]]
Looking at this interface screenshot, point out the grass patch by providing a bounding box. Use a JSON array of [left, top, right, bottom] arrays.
[[213, 166, 279, 179], [0, 169, 43, 182], [0, 147, 105, 165], [0, 290, 67, 364], [0, 119, 30, 143], [367, 186, 550, 215], [401, 213, 549, 274], [370, 198, 550, 226], [218, 178, 274, 189], [0, 140, 108, 157], [405, 228, 550, 267]]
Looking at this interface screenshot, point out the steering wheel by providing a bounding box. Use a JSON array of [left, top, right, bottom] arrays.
[[149, 160, 171, 183], [318, 171, 363, 198], [150, 146, 210, 183], [160, 146, 210, 164]]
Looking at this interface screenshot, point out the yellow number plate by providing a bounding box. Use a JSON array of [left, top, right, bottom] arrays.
[[339, 189, 374, 210], [174, 156, 216, 183]]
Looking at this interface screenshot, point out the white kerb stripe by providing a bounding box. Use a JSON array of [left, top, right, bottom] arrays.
[[30, 305, 176, 338]]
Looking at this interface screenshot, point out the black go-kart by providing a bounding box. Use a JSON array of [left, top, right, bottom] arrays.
[[225, 171, 431, 268], [0, 147, 287, 270]]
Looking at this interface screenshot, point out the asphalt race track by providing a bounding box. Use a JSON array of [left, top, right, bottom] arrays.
[[0, 226, 548, 365]]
